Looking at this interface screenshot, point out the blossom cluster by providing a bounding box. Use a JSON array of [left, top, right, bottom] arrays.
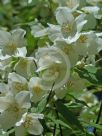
[[0, 0, 102, 135]]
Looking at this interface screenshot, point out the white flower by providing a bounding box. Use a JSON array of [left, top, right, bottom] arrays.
[[0, 29, 26, 55], [54, 39, 78, 67], [0, 91, 31, 130], [14, 57, 36, 79], [36, 47, 62, 70], [31, 7, 87, 43], [36, 46, 70, 90], [15, 112, 43, 136], [67, 72, 89, 93], [8, 72, 28, 94], [74, 31, 98, 56], [47, 7, 87, 41], [79, 91, 98, 107], [28, 77, 47, 103]]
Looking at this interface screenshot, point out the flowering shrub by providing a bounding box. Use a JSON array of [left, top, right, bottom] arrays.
[[0, 0, 102, 136]]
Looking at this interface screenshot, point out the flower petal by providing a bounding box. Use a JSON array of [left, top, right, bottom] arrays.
[[15, 125, 26, 136], [15, 91, 31, 109], [0, 30, 11, 48], [56, 7, 74, 25], [0, 110, 17, 130], [28, 119, 43, 135]]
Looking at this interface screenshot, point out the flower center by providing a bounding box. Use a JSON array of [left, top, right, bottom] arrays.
[[13, 105, 20, 112], [63, 45, 73, 55], [8, 103, 20, 113], [13, 82, 28, 92], [6, 42, 17, 54], [49, 65, 61, 79], [32, 86, 42, 96], [61, 23, 72, 36], [67, 80, 74, 87], [78, 35, 88, 43], [23, 116, 33, 128], [19, 59, 28, 69]]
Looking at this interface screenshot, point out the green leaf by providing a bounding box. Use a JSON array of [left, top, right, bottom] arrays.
[[55, 100, 84, 132], [56, 120, 72, 129], [48, 115, 72, 129], [68, 93, 88, 107], [84, 65, 97, 74], [75, 67, 98, 85], [36, 94, 48, 113]]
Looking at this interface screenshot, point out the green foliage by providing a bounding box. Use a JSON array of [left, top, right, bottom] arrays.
[[56, 100, 84, 131]]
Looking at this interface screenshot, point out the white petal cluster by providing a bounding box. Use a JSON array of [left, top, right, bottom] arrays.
[[0, 28, 44, 135], [0, 1, 102, 135]]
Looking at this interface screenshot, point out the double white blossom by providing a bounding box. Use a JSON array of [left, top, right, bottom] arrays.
[[54, 39, 78, 67], [35, 46, 70, 90]]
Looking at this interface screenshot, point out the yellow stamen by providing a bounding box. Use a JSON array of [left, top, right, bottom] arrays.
[[78, 35, 87, 43], [19, 59, 28, 69], [32, 86, 42, 96], [13, 82, 28, 92], [61, 23, 72, 35], [23, 116, 33, 128], [7, 42, 17, 54]]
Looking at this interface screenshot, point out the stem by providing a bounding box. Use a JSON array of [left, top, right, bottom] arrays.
[[93, 99, 102, 135], [46, 82, 55, 104], [53, 124, 57, 136], [59, 124, 63, 136]]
